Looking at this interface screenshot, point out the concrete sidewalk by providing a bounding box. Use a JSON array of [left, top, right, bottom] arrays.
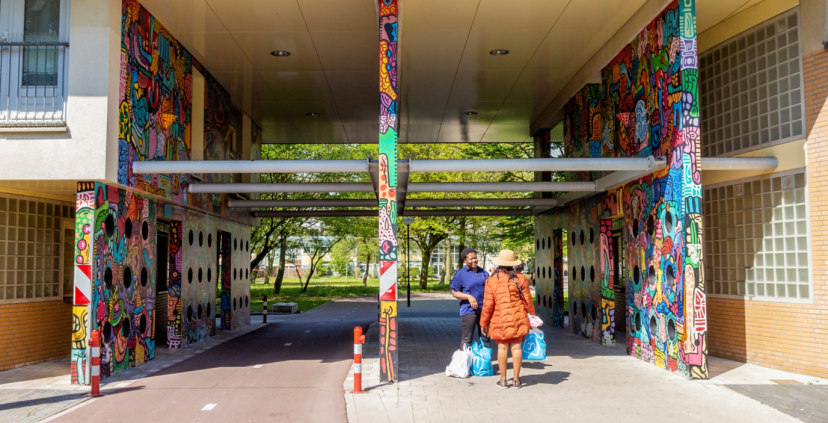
[[344, 293, 828, 423]]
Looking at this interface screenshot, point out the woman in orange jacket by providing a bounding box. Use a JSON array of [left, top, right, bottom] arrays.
[[480, 249, 536, 389]]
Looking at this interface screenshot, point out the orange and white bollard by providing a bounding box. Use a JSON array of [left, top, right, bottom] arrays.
[[262, 294, 268, 323], [352, 326, 366, 393], [89, 330, 102, 397]]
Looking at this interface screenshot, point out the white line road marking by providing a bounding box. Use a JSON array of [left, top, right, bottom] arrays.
[[253, 364, 263, 368], [202, 404, 217, 411], [284, 343, 292, 346], [304, 330, 310, 333]]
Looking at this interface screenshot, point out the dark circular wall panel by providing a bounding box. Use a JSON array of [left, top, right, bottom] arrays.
[[103, 321, 113, 343], [667, 318, 677, 342], [188, 230, 194, 246], [665, 265, 675, 290], [140, 267, 148, 287], [633, 265, 640, 287], [142, 221, 149, 240], [104, 267, 113, 289], [104, 215, 115, 237], [123, 267, 133, 289], [188, 268, 193, 284], [124, 218, 133, 238]]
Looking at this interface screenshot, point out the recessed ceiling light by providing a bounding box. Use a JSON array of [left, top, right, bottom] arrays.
[[270, 50, 291, 57], [305, 112, 320, 117], [489, 49, 509, 56], [463, 111, 478, 116]]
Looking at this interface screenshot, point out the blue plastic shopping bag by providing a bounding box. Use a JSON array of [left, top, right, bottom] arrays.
[[521, 329, 547, 361], [471, 338, 495, 376]]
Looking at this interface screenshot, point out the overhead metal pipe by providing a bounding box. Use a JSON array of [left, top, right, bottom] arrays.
[[409, 181, 597, 193], [230, 199, 377, 208], [407, 198, 558, 207], [409, 157, 665, 172], [402, 209, 533, 216], [132, 160, 369, 174], [701, 157, 778, 170], [189, 183, 374, 194], [254, 210, 378, 218]]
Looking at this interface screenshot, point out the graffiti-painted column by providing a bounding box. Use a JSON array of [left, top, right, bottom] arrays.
[[71, 182, 96, 384], [678, 0, 708, 379], [377, 0, 399, 382]]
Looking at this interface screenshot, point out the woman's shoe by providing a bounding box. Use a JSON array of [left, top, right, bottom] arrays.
[[495, 380, 509, 389], [512, 379, 526, 389]]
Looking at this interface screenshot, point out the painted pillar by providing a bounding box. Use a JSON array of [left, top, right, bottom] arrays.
[[678, 0, 708, 379], [377, 0, 399, 382], [71, 182, 96, 384]]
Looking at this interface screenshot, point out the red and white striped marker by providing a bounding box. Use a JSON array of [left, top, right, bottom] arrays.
[[89, 330, 102, 397], [352, 326, 365, 393], [262, 295, 268, 323]]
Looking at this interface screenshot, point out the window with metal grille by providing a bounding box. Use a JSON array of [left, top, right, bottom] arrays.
[[699, 9, 804, 156], [0, 194, 74, 302], [0, 0, 69, 126], [703, 170, 810, 300]]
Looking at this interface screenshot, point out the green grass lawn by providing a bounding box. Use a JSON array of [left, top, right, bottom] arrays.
[[241, 276, 569, 314], [246, 276, 451, 313]]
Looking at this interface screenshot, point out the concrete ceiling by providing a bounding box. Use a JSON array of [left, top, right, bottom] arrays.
[[136, 0, 762, 145]]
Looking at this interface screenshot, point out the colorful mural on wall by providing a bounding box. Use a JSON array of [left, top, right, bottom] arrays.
[[166, 220, 183, 349], [119, 0, 191, 202], [599, 219, 614, 345], [92, 183, 157, 378], [558, 0, 706, 378], [377, 0, 399, 382], [120, 0, 235, 216]]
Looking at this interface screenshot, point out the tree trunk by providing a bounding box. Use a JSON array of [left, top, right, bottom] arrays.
[[457, 241, 466, 271], [274, 235, 287, 294], [362, 252, 370, 286], [419, 246, 434, 290], [301, 266, 315, 292]]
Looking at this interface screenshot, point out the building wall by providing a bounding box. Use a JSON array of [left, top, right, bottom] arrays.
[[0, 301, 71, 371], [0, 0, 113, 180], [705, 40, 828, 379]]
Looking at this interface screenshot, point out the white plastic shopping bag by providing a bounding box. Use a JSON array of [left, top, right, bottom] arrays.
[[445, 345, 472, 378], [528, 313, 544, 329]]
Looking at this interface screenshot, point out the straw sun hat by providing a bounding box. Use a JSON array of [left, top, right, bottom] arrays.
[[492, 249, 522, 267]]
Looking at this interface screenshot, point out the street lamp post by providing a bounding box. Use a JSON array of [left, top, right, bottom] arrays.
[[402, 217, 414, 307]]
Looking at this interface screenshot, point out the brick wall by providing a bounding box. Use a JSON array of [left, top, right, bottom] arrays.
[[707, 48, 828, 378], [0, 301, 72, 371]]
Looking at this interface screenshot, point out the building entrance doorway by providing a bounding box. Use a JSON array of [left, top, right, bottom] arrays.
[[612, 223, 626, 344], [217, 231, 232, 329]]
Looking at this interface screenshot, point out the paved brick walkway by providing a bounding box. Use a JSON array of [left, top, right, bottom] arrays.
[[344, 293, 821, 423]]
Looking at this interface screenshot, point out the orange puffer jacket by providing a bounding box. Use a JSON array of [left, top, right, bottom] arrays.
[[480, 271, 536, 342]]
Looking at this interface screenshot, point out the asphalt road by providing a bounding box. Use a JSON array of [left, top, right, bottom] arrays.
[[54, 299, 378, 423]]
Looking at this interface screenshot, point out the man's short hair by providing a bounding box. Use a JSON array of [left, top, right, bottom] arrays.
[[460, 247, 477, 261]]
